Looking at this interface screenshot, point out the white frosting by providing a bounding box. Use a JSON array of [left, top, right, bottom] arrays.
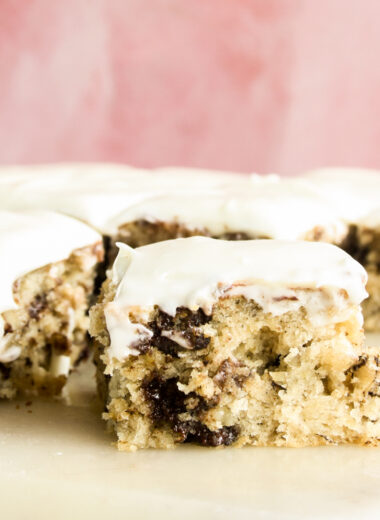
[[358, 208, 380, 228], [0, 163, 346, 241], [1, 163, 379, 238], [108, 180, 345, 240], [0, 210, 101, 362], [0, 163, 251, 233], [105, 237, 367, 361], [305, 168, 380, 223]]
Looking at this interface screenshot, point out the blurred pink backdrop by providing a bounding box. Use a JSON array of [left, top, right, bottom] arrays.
[[0, 0, 379, 174]]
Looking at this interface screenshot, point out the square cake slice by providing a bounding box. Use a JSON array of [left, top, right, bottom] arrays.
[[0, 211, 103, 398], [90, 236, 380, 451]]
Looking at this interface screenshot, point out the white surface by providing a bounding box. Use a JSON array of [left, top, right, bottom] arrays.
[[0, 334, 379, 519]]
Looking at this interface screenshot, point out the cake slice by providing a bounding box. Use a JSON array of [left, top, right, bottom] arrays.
[[90, 236, 380, 451], [306, 168, 380, 330], [0, 210, 103, 398], [342, 210, 380, 331], [107, 177, 345, 253], [0, 163, 250, 232]]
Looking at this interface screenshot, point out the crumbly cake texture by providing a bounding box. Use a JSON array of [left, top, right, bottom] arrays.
[[0, 243, 103, 398], [90, 237, 380, 451], [0, 211, 103, 398]]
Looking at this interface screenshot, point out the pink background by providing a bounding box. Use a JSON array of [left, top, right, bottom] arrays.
[[0, 0, 380, 174]]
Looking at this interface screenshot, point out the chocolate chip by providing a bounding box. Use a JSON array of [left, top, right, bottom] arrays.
[[340, 225, 370, 265], [143, 375, 240, 446], [174, 421, 240, 446], [0, 363, 11, 380], [3, 323, 13, 334], [28, 294, 47, 319], [146, 308, 211, 357], [48, 333, 71, 355], [183, 330, 210, 350], [143, 376, 186, 424], [93, 236, 111, 297], [156, 311, 174, 330], [176, 307, 211, 328], [153, 336, 180, 357], [346, 355, 368, 375]]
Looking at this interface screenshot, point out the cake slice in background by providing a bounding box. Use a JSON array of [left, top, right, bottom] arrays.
[[342, 210, 380, 331], [90, 236, 379, 451], [109, 176, 345, 249], [306, 168, 380, 330], [0, 211, 103, 398]]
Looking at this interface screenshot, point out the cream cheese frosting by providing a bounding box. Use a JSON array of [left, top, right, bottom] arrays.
[[0, 163, 252, 232], [108, 180, 345, 240], [104, 237, 367, 361], [358, 208, 380, 228], [0, 210, 101, 361], [0, 163, 346, 241], [305, 168, 380, 223], [1, 164, 379, 238]]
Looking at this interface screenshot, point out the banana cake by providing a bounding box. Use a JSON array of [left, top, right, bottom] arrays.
[[0, 210, 103, 398], [90, 236, 380, 451], [342, 210, 380, 331], [307, 168, 380, 330]]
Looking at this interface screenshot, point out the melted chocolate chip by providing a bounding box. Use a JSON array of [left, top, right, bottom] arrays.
[[175, 421, 240, 447], [183, 330, 210, 350], [143, 375, 239, 447], [346, 355, 368, 375], [154, 336, 181, 357], [133, 341, 152, 355], [3, 323, 13, 334], [176, 307, 211, 328], [0, 363, 11, 380], [48, 333, 71, 355], [143, 376, 185, 424], [340, 226, 370, 265], [156, 311, 175, 330], [28, 294, 47, 319], [146, 307, 211, 357]]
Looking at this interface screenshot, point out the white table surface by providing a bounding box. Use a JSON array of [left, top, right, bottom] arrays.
[[1, 334, 380, 520]]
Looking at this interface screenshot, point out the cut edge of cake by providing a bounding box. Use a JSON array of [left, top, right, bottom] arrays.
[[90, 237, 380, 451]]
